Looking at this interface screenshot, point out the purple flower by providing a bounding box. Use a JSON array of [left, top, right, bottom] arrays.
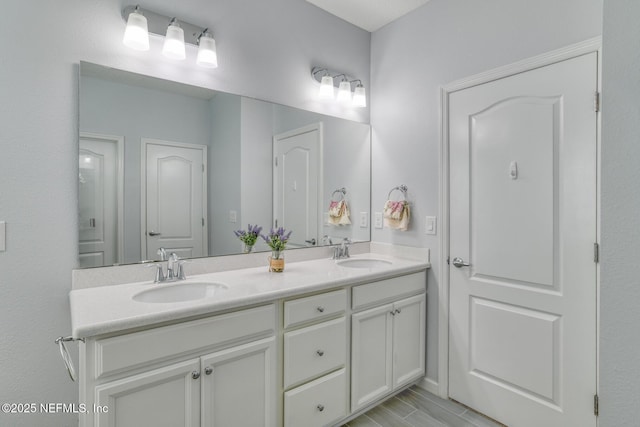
[[234, 224, 262, 246], [261, 227, 292, 252]]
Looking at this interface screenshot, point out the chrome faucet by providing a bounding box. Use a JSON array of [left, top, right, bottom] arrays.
[[149, 251, 187, 283], [332, 238, 351, 260]]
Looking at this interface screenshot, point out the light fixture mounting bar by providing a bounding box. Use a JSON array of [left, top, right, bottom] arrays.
[[311, 66, 356, 88], [122, 5, 206, 46]]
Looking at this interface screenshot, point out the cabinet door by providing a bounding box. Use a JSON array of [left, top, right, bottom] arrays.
[[351, 303, 394, 411], [201, 337, 276, 427], [94, 359, 200, 427], [392, 293, 426, 388]]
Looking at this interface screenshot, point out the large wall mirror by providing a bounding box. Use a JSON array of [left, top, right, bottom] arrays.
[[78, 62, 371, 268]]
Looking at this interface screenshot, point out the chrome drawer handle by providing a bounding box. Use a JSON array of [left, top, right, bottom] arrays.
[[316, 350, 324, 356], [317, 404, 325, 412], [317, 306, 325, 313]]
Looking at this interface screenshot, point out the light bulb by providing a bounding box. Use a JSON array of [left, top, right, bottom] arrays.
[[122, 8, 149, 51], [162, 19, 186, 60], [337, 80, 352, 104], [318, 75, 335, 100], [197, 32, 218, 68], [352, 83, 367, 108]]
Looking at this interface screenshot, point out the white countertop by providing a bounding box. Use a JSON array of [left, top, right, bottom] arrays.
[[70, 253, 429, 339]]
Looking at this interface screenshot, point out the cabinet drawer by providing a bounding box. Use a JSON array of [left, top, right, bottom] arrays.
[[284, 317, 346, 389], [94, 304, 275, 378], [284, 368, 347, 427], [352, 271, 426, 310], [284, 289, 346, 328]]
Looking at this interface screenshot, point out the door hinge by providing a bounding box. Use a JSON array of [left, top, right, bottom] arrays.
[[202, 218, 205, 227], [594, 242, 599, 263], [202, 164, 205, 172], [594, 92, 600, 112], [274, 157, 278, 167], [447, 256, 450, 265], [594, 394, 599, 416]]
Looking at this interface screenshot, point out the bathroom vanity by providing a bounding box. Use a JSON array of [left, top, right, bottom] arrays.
[[70, 252, 428, 427]]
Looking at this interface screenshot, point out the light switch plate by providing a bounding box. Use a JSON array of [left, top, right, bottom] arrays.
[[374, 212, 383, 229], [359, 212, 368, 228], [229, 210, 237, 223], [425, 216, 436, 235], [0, 221, 5, 251]]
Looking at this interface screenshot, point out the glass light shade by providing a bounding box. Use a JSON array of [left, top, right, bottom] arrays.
[[318, 75, 335, 100], [196, 33, 218, 68], [162, 22, 186, 60], [122, 10, 149, 51], [352, 84, 367, 108], [337, 80, 352, 104]]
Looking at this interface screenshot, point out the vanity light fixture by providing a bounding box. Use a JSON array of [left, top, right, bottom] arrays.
[[162, 18, 186, 60], [311, 66, 367, 108], [336, 75, 352, 104], [122, 6, 149, 51], [351, 80, 367, 108], [196, 29, 218, 68], [121, 5, 218, 68]]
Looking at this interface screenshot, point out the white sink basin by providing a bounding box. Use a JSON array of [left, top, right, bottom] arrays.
[[133, 282, 228, 303], [336, 258, 392, 269]]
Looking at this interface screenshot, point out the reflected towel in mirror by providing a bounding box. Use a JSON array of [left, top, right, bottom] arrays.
[[328, 200, 351, 225]]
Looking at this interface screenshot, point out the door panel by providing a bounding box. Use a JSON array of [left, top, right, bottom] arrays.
[[273, 125, 320, 248], [449, 52, 597, 427], [144, 140, 207, 260]]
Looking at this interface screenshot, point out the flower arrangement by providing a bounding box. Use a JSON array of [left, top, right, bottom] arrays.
[[261, 227, 292, 259], [234, 224, 262, 253]]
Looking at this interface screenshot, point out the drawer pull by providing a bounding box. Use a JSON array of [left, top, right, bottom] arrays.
[[395, 308, 402, 314], [205, 366, 213, 375], [316, 306, 325, 313], [390, 310, 396, 316], [317, 404, 325, 412], [192, 371, 200, 380], [316, 349, 325, 357]]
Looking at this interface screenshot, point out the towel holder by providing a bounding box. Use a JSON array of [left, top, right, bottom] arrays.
[[55, 336, 84, 382], [387, 185, 408, 200], [331, 187, 347, 202]]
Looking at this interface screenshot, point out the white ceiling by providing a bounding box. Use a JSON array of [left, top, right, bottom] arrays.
[[305, 0, 430, 32]]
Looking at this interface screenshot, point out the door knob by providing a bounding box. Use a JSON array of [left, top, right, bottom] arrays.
[[148, 231, 161, 236], [305, 238, 316, 246], [452, 257, 470, 268]]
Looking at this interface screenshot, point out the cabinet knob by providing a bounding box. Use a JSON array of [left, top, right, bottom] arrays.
[[317, 404, 325, 412], [395, 308, 402, 314], [205, 366, 213, 375], [192, 371, 200, 380], [390, 310, 396, 316], [316, 349, 325, 357], [317, 306, 325, 313]]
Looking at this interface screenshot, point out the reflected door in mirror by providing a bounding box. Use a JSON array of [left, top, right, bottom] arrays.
[[79, 133, 123, 268], [273, 124, 321, 248], [143, 139, 208, 260]]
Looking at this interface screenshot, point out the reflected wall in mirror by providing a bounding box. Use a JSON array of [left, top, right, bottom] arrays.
[[78, 62, 371, 268]]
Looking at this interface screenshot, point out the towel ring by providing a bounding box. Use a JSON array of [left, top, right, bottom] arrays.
[[387, 185, 408, 200], [331, 187, 346, 202]]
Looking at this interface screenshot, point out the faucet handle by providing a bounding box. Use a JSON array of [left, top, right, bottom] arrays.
[[175, 260, 189, 280], [145, 263, 165, 283]]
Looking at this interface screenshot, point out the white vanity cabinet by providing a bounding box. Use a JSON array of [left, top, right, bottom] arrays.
[[80, 304, 276, 427], [350, 272, 426, 411], [282, 289, 348, 427]]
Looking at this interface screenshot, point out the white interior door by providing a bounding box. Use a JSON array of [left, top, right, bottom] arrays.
[[273, 124, 321, 247], [143, 139, 207, 260], [448, 53, 598, 427], [79, 133, 123, 268]]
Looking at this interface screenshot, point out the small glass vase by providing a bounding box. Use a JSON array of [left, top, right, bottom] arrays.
[[268, 250, 285, 272], [243, 243, 254, 254]]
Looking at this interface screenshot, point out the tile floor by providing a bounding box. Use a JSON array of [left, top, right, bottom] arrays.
[[341, 386, 505, 427]]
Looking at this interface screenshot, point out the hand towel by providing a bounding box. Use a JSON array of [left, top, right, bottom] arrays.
[[383, 200, 410, 231], [328, 200, 351, 225]]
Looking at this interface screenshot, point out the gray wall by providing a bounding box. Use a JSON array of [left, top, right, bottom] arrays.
[[370, 0, 602, 384], [0, 1, 369, 426], [600, 0, 640, 424]]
